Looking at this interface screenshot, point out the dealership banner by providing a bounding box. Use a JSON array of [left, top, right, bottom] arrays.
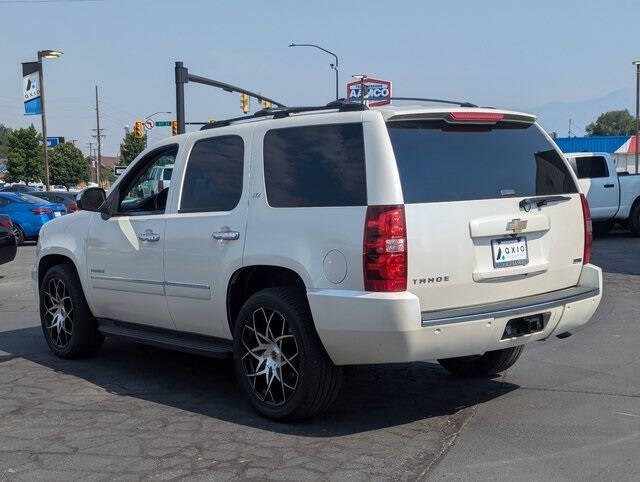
[[346, 78, 392, 107], [22, 62, 41, 115]]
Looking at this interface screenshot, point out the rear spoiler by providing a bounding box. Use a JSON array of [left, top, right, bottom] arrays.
[[387, 112, 536, 125]]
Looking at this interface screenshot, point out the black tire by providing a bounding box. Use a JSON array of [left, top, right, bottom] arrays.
[[593, 220, 614, 237], [438, 346, 524, 378], [630, 203, 640, 237], [11, 224, 24, 246], [232, 287, 343, 421], [40, 264, 103, 358]]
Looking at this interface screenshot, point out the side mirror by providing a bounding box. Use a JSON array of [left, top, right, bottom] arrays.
[[76, 187, 106, 212]]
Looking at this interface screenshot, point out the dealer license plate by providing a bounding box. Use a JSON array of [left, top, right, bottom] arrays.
[[491, 237, 528, 268]]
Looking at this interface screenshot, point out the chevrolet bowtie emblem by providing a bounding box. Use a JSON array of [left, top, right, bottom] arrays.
[[506, 218, 528, 233]]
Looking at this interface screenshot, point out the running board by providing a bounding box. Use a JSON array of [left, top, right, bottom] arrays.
[[97, 318, 233, 359]]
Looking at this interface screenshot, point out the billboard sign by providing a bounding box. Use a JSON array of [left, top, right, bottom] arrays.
[[346, 78, 392, 107], [114, 165, 127, 177], [22, 62, 41, 115]]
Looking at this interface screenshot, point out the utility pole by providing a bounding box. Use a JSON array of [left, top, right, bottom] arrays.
[[86, 142, 94, 183], [568, 118, 573, 137], [94, 85, 102, 187], [634, 61, 640, 174]]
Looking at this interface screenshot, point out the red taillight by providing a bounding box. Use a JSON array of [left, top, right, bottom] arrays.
[[449, 112, 504, 123], [158, 180, 164, 192], [363, 205, 407, 292], [31, 208, 52, 215], [68, 203, 79, 212], [580, 194, 592, 264], [0, 219, 11, 228]]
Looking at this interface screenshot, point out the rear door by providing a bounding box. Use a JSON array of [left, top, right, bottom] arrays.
[[386, 115, 584, 312], [164, 133, 249, 338], [572, 155, 618, 220]]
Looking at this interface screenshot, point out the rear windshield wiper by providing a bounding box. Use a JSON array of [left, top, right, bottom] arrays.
[[519, 195, 571, 211]]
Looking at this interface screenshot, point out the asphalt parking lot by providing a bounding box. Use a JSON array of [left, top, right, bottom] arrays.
[[0, 233, 638, 481]]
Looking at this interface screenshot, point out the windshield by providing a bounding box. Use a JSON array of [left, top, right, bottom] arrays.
[[16, 193, 51, 204], [387, 121, 577, 204]]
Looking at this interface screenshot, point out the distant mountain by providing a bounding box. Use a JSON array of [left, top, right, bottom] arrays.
[[523, 88, 635, 136]]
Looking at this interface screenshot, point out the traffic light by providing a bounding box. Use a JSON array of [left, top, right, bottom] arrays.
[[133, 121, 143, 138], [261, 99, 271, 109], [240, 93, 249, 114], [171, 120, 178, 136]]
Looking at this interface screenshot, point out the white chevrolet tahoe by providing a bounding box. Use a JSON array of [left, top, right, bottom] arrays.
[[564, 152, 640, 235], [33, 102, 603, 420]]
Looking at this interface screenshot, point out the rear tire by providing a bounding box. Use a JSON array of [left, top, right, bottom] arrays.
[[232, 287, 343, 421], [629, 203, 640, 237], [592, 220, 614, 237], [40, 264, 103, 359], [438, 346, 524, 378], [11, 224, 24, 246]]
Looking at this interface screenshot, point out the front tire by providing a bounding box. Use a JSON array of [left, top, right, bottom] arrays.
[[232, 287, 343, 421], [40, 264, 103, 358], [11, 224, 24, 246], [438, 346, 524, 378], [629, 203, 640, 237]]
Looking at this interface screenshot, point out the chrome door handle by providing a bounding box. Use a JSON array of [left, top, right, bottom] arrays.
[[138, 230, 160, 242], [212, 231, 240, 241]]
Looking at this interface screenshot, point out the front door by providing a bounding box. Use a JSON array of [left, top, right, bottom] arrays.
[[86, 145, 178, 328], [574, 155, 619, 220], [164, 134, 248, 338]]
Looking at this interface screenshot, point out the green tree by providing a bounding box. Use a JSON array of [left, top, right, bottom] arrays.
[[5, 125, 43, 185], [586, 109, 637, 136], [120, 131, 147, 165], [49, 142, 90, 190], [100, 164, 116, 184], [0, 124, 13, 159]]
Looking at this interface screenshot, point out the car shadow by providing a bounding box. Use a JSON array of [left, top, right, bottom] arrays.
[[0, 325, 518, 437], [591, 229, 640, 276]]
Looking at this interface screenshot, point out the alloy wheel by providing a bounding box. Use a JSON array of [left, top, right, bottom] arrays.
[[239, 307, 300, 406], [42, 278, 74, 349]]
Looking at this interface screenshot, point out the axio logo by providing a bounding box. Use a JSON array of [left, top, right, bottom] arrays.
[[346, 78, 392, 107]]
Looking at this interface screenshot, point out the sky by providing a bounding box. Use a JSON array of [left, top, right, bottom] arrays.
[[1, 0, 639, 156]]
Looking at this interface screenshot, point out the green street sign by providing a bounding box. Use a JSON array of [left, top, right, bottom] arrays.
[[154, 121, 172, 126]]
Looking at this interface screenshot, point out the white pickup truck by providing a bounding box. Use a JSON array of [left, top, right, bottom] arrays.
[[564, 152, 640, 235]]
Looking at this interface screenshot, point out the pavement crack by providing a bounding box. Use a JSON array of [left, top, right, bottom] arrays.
[[519, 386, 640, 398], [416, 405, 478, 480]]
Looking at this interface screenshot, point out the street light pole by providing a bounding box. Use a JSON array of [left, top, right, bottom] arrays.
[[37, 52, 49, 191], [288, 43, 339, 100], [634, 61, 640, 174]]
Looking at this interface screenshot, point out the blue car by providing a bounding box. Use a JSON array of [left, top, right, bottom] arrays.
[[0, 192, 66, 245]]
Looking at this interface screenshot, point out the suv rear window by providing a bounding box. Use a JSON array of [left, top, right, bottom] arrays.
[[263, 123, 366, 207], [387, 121, 578, 204], [575, 156, 608, 179]]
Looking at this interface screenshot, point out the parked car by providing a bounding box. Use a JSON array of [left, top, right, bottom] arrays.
[[138, 164, 174, 198], [564, 152, 640, 235], [34, 102, 602, 420], [0, 214, 17, 265], [0, 192, 66, 245], [0, 184, 39, 193], [28, 191, 79, 213]]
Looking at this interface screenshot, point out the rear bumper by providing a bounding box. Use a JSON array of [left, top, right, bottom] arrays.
[[308, 264, 602, 365]]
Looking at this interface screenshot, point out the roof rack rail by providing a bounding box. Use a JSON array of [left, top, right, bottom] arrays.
[[200, 100, 368, 130], [390, 97, 478, 107]]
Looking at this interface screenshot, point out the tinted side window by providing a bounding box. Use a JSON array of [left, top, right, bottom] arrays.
[[264, 123, 367, 207], [575, 156, 609, 179], [387, 121, 577, 203], [180, 136, 244, 212]]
